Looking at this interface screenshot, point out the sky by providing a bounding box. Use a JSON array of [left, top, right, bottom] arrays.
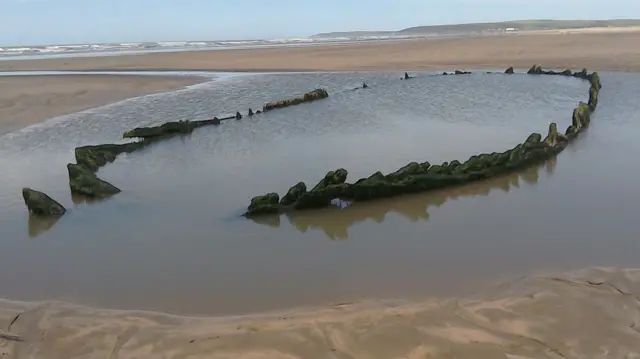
[[1, 0, 639, 46]]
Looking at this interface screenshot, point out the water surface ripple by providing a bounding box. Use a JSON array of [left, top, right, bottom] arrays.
[[1, 71, 639, 316]]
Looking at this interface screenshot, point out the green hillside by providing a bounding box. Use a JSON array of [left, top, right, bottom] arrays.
[[312, 19, 640, 38]]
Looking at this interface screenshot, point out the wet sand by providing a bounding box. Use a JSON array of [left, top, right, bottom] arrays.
[[2, 267, 640, 358], [0, 75, 204, 135], [0, 31, 639, 73], [2, 30, 640, 357], [1, 31, 639, 135]]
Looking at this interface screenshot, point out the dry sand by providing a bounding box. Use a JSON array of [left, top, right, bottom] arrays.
[[2, 267, 640, 358], [0, 75, 204, 135]]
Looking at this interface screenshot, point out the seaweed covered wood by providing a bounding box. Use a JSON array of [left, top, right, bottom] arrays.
[[262, 89, 329, 111], [67, 163, 121, 198], [22, 188, 66, 216], [75, 143, 146, 172], [243, 66, 603, 217]]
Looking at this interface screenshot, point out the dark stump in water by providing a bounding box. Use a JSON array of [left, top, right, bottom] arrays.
[[67, 163, 121, 199], [22, 188, 66, 216]]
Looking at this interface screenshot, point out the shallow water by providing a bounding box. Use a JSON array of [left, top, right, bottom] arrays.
[[1, 71, 639, 316]]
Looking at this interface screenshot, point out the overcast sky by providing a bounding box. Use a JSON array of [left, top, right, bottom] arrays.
[[1, 0, 639, 46]]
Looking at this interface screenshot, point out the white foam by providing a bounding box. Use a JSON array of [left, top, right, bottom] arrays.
[[0, 34, 435, 59]]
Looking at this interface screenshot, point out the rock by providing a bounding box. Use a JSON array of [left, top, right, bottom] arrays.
[[236, 111, 242, 120], [123, 120, 195, 139], [527, 64, 542, 74], [22, 188, 66, 216], [248, 108, 254, 117], [263, 89, 329, 111], [246, 192, 280, 216], [505, 67, 514, 74], [311, 168, 348, 192], [280, 182, 307, 206], [75, 143, 145, 172], [67, 163, 121, 198]]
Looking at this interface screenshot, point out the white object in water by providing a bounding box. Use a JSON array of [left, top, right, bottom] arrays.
[[330, 198, 351, 209]]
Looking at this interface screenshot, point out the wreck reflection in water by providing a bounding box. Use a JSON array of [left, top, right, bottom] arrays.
[[252, 157, 557, 240]]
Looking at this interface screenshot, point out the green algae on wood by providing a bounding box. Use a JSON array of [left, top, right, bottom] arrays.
[[75, 142, 146, 172], [247, 192, 280, 215], [262, 89, 329, 112], [244, 131, 567, 217], [122, 116, 227, 141], [123, 120, 196, 139], [243, 67, 603, 218], [280, 182, 307, 206], [527, 65, 543, 74], [22, 188, 66, 216], [67, 163, 121, 198]]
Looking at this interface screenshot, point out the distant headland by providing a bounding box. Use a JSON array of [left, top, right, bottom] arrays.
[[311, 19, 640, 38]]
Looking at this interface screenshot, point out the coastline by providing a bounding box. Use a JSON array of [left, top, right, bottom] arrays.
[[3, 267, 640, 358], [1, 30, 639, 135], [0, 31, 639, 73], [0, 74, 207, 135], [2, 31, 639, 357]]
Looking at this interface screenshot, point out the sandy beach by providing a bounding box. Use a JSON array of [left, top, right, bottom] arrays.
[[0, 75, 204, 135], [2, 267, 640, 358], [1, 31, 640, 73], [2, 30, 640, 358], [1, 31, 639, 135]]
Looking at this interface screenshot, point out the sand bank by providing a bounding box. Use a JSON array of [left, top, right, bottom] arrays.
[[1, 267, 639, 358], [1, 31, 639, 134], [0, 31, 640, 73], [0, 75, 205, 135]]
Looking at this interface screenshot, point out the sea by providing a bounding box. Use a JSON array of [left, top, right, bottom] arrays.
[[0, 35, 436, 61]]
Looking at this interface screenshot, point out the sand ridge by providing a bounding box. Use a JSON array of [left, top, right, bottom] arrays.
[[1, 267, 640, 358]]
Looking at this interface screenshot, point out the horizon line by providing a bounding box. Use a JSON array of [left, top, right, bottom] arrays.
[[1, 17, 639, 48]]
